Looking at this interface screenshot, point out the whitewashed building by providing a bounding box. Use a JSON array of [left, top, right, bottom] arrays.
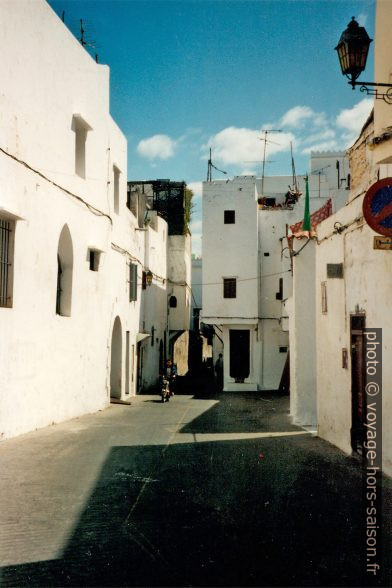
[[0, 0, 190, 440], [202, 153, 348, 392], [308, 0, 392, 476]]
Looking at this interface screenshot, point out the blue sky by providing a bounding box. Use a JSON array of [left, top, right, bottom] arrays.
[[49, 0, 376, 255]]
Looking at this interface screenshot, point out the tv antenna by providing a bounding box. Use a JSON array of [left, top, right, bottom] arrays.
[[207, 148, 228, 182], [259, 129, 282, 195], [311, 164, 331, 197], [79, 18, 100, 62]]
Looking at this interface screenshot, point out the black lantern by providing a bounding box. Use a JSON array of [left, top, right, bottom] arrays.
[[335, 17, 372, 88], [146, 270, 153, 286]]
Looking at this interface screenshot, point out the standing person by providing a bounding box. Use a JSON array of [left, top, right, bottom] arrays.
[[215, 353, 223, 391]]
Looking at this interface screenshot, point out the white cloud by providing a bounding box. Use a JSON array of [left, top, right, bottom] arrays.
[[239, 169, 257, 176], [204, 126, 294, 166], [280, 106, 316, 128], [301, 129, 336, 145], [302, 140, 340, 155], [187, 181, 202, 202], [137, 134, 176, 160], [336, 98, 373, 145]]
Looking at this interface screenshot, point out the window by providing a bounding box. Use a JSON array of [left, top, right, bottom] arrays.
[[129, 263, 138, 302], [142, 270, 147, 290], [276, 277, 283, 300], [56, 224, 73, 317], [0, 218, 15, 308], [224, 210, 235, 224], [89, 249, 100, 272], [169, 295, 177, 308], [327, 263, 344, 279], [223, 278, 236, 298], [321, 281, 327, 313], [73, 115, 91, 179], [113, 165, 120, 214]]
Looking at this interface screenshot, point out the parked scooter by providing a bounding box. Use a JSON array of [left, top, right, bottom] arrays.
[[160, 377, 173, 403]]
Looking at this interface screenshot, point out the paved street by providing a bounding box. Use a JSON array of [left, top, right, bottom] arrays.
[[0, 389, 391, 587]]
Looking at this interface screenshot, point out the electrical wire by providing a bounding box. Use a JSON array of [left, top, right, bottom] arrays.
[[0, 146, 112, 224], [192, 269, 291, 286]]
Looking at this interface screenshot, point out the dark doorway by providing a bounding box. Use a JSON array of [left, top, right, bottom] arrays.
[[229, 330, 250, 381], [350, 314, 366, 453], [136, 341, 143, 394]]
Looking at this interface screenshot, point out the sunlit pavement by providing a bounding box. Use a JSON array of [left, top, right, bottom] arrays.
[[0, 389, 391, 587]]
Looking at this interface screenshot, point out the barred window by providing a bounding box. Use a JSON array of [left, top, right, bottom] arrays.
[[0, 218, 15, 308], [223, 277, 236, 298]]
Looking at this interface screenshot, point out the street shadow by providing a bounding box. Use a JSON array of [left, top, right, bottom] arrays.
[[1, 435, 391, 587], [180, 390, 300, 435]]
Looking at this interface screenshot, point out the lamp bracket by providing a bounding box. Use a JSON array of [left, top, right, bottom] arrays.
[[350, 81, 392, 104]]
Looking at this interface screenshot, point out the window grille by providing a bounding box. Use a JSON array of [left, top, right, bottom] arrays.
[[0, 219, 13, 308], [223, 278, 236, 298]]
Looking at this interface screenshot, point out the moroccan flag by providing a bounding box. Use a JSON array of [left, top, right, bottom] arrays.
[[302, 175, 311, 232]]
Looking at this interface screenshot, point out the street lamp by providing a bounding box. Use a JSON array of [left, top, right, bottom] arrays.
[[146, 270, 153, 286], [335, 17, 392, 104]]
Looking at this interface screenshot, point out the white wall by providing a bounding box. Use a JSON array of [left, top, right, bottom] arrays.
[[202, 177, 259, 325], [289, 241, 317, 427], [167, 234, 192, 333], [0, 0, 171, 438]]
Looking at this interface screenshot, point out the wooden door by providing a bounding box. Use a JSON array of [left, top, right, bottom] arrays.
[[351, 315, 365, 453]]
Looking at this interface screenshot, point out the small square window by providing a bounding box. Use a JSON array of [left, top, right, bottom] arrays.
[[88, 249, 100, 271], [223, 278, 236, 298], [224, 210, 235, 224]]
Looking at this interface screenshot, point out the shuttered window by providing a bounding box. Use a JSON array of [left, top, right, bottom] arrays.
[[129, 263, 138, 302]]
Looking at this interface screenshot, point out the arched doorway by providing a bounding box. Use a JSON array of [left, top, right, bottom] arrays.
[[110, 316, 122, 399]]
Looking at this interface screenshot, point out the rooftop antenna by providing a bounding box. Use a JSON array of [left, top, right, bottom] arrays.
[[259, 129, 282, 195], [207, 148, 227, 182], [290, 142, 298, 194], [79, 18, 99, 61], [80, 18, 86, 46], [311, 164, 331, 197]]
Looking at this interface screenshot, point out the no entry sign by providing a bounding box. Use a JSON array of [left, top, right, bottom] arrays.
[[363, 178, 392, 237]]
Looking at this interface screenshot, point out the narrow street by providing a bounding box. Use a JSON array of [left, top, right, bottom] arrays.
[[0, 387, 391, 587]]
